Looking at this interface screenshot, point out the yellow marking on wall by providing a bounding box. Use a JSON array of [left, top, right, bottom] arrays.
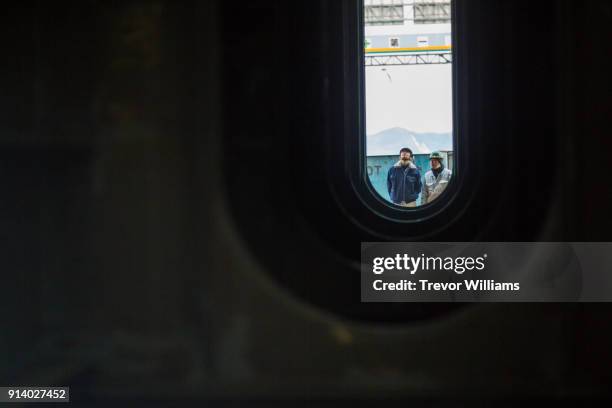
[[366, 45, 452, 54]]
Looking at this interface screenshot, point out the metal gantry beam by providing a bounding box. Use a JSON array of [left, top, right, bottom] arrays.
[[364, 0, 451, 26], [413, 0, 452, 24], [365, 52, 452, 66], [364, 0, 405, 26]]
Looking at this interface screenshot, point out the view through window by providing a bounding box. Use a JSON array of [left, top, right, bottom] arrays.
[[364, 0, 453, 208]]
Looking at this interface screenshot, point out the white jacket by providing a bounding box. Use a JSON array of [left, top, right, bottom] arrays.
[[422, 167, 452, 204]]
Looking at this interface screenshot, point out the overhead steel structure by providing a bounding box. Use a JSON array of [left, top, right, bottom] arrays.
[[364, 0, 451, 26], [365, 50, 452, 66], [364, 0, 452, 65]]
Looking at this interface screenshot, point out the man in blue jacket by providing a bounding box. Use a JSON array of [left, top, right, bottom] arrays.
[[387, 148, 422, 207]]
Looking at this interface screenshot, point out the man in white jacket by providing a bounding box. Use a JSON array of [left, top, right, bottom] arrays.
[[422, 152, 452, 205]]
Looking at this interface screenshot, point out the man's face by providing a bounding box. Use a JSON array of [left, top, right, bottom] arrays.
[[431, 159, 442, 170], [400, 152, 411, 162]]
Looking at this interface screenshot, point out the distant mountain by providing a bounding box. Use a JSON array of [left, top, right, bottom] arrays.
[[367, 127, 452, 156]]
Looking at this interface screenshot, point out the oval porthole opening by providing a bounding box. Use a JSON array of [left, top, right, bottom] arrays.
[[361, 0, 459, 220]]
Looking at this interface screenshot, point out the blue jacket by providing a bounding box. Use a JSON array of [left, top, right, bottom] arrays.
[[387, 161, 422, 204]]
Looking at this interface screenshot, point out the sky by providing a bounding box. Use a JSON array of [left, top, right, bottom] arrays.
[[365, 63, 453, 135]]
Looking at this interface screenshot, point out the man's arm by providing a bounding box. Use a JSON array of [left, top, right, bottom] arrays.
[[421, 174, 428, 204]]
